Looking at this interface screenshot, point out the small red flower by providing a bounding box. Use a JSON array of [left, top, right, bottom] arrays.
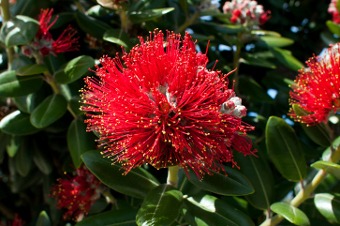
[[81, 30, 255, 178], [22, 9, 78, 57], [289, 43, 340, 125], [51, 167, 102, 221], [223, 0, 270, 28], [328, 0, 340, 24]]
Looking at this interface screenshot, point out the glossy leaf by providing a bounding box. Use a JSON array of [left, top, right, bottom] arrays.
[[67, 118, 96, 168], [314, 193, 340, 224], [292, 104, 331, 147], [3, 15, 39, 47], [241, 53, 277, 69], [326, 20, 340, 36], [311, 161, 340, 179], [103, 29, 130, 48], [36, 210, 51, 226], [271, 202, 310, 226], [33, 143, 52, 175], [30, 94, 67, 128], [0, 110, 39, 135], [136, 184, 183, 226], [129, 8, 175, 23], [16, 64, 47, 76], [75, 12, 112, 39], [14, 140, 32, 177], [188, 166, 254, 196], [76, 209, 137, 226], [258, 36, 294, 47], [234, 153, 274, 210], [271, 47, 304, 71], [266, 116, 306, 181], [185, 194, 254, 226], [81, 150, 159, 199], [0, 70, 43, 97], [55, 55, 94, 84]]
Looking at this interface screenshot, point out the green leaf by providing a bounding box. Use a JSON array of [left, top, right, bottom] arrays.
[[67, 118, 96, 168], [33, 143, 52, 175], [311, 161, 340, 179], [129, 8, 175, 23], [30, 94, 67, 128], [36, 210, 51, 226], [75, 12, 112, 39], [241, 53, 277, 69], [270, 202, 310, 226], [76, 209, 137, 226], [257, 36, 294, 47], [6, 136, 22, 157], [103, 29, 130, 48], [14, 140, 32, 177], [81, 150, 159, 199], [314, 193, 340, 224], [55, 55, 95, 84], [16, 64, 47, 76], [326, 20, 340, 36], [4, 15, 39, 47], [271, 47, 304, 71], [0, 70, 43, 97], [188, 166, 254, 196], [266, 116, 307, 181], [185, 194, 255, 226], [0, 110, 40, 135], [238, 77, 273, 103], [234, 153, 274, 210], [292, 104, 331, 147], [136, 184, 183, 226]]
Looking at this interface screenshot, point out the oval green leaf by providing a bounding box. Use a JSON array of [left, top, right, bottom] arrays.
[[136, 184, 183, 226], [67, 118, 96, 168], [30, 94, 67, 128], [103, 29, 130, 48], [311, 161, 340, 179], [0, 70, 43, 97], [55, 55, 94, 84], [129, 8, 175, 23], [81, 150, 159, 199], [234, 152, 274, 210], [76, 209, 137, 226], [271, 47, 304, 71], [36, 210, 51, 226], [75, 12, 112, 39], [270, 202, 310, 226], [292, 104, 331, 147], [185, 194, 254, 226], [14, 140, 32, 177], [257, 36, 294, 47], [188, 166, 254, 196], [5, 15, 39, 47], [0, 110, 40, 135], [266, 116, 306, 181], [33, 143, 52, 175], [326, 20, 340, 36], [16, 64, 47, 76], [314, 193, 340, 224]]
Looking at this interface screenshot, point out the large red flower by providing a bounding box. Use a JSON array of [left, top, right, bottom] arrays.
[[51, 167, 102, 221], [81, 30, 255, 177], [289, 43, 340, 125]]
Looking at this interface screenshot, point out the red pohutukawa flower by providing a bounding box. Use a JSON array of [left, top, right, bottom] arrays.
[[328, 0, 340, 24], [81, 30, 256, 177], [51, 167, 102, 221], [22, 8, 78, 57], [289, 43, 340, 125]]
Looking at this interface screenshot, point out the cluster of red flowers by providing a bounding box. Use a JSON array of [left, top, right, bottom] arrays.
[[328, 0, 340, 24], [22, 9, 78, 57], [289, 43, 340, 125], [51, 167, 102, 221], [223, 0, 271, 28], [81, 30, 256, 178]]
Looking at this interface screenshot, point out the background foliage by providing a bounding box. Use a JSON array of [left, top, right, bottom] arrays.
[[0, 0, 339, 225]]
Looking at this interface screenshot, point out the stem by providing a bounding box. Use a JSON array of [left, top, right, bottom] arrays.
[[167, 165, 179, 187], [232, 34, 243, 95], [1, 0, 14, 69], [119, 10, 131, 33], [176, 12, 199, 33], [260, 145, 340, 226]]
